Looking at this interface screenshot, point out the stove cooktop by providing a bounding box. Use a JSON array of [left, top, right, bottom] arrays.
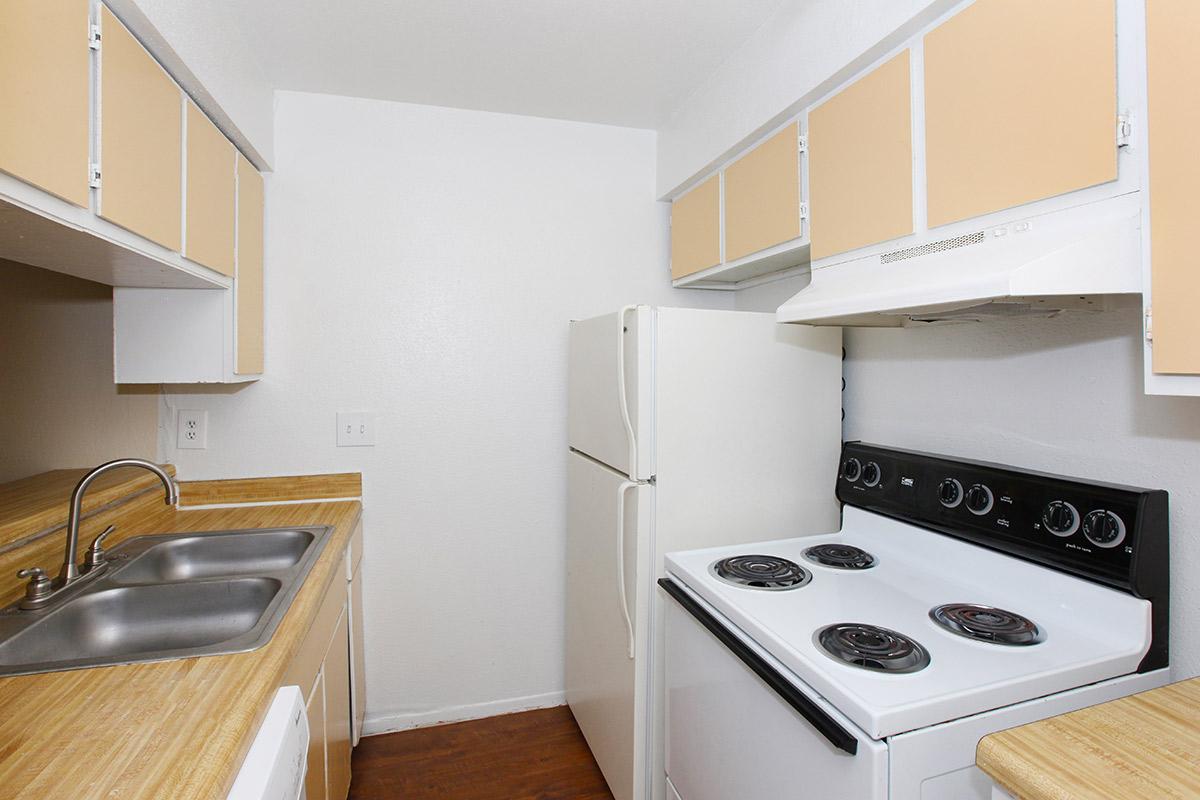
[[665, 507, 1153, 739]]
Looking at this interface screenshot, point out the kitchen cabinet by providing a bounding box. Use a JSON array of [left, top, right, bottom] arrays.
[[285, 548, 355, 800], [723, 122, 802, 263], [305, 669, 328, 800], [808, 50, 913, 260], [236, 154, 266, 374], [185, 102, 236, 277], [669, 175, 721, 280], [347, 522, 367, 745], [923, 0, 1117, 228], [97, 4, 183, 251], [0, 0, 90, 207], [1145, 0, 1200, 377]]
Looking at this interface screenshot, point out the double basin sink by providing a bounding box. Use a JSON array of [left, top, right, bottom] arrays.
[[0, 526, 332, 677]]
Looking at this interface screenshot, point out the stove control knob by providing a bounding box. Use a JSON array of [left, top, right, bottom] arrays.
[[965, 484, 994, 516], [938, 478, 963, 508], [842, 457, 863, 483], [1083, 510, 1126, 548], [1042, 501, 1080, 537], [862, 461, 882, 487]]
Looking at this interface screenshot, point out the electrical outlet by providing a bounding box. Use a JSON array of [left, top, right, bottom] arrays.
[[177, 410, 208, 450], [337, 412, 375, 447]]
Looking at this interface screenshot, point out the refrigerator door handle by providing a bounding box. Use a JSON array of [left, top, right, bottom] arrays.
[[616, 305, 637, 480], [616, 479, 638, 659]]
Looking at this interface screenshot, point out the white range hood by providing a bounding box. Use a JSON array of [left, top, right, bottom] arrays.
[[777, 192, 1143, 327]]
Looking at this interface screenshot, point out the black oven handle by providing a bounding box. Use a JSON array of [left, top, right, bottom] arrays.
[[658, 577, 859, 756]]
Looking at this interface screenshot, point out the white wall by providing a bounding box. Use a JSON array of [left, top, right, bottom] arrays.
[[0, 259, 158, 482], [656, 0, 945, 196], [160, 91, 732, 732]]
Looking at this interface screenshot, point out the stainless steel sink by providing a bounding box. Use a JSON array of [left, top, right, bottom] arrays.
[[0, 526, 332, 677]]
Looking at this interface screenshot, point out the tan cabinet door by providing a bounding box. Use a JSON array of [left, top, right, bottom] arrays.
[[1147, 0, 1200, 374], [809, 51, 913, 260], [924, 0, 1117, 228], [305, 669, 328, 800], [98, 5, 182, 251], [350, 562, 366, 744], [670, 175, 721, 279], [724, 122, 801, 262], [0, 0, 90, 206], [185, 102, 235, 275], [324, 610, 353, 800], [236, 154, 265, 374]]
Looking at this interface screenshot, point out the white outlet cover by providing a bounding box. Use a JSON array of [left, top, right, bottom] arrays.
[[177, 409, 208, 450], [337, 412, 375, 447]]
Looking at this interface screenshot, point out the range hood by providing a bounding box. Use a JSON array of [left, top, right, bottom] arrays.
[[776, 193, 1143, 327]]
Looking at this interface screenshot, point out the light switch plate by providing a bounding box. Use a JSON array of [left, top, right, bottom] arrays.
[[177, 410, 208, 450], [337, 412, 375, 447]]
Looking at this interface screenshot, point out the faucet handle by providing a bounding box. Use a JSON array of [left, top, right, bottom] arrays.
[[16, 567, 52, 604], [83, 525, 115, 572]]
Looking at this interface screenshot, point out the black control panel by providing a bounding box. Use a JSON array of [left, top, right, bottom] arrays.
[[836, 442, 1169, 672]]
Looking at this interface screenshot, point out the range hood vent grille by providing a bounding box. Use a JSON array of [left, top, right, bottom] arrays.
[[880, 231, 985, 264]]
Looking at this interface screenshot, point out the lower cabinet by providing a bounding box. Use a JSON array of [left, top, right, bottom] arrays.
[[285, 540, 360, 800]]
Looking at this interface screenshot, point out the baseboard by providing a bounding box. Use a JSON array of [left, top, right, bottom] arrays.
[[362, 690, 567, 736]]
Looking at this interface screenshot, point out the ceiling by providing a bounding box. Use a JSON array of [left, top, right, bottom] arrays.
[[227, 0, 789, 129]]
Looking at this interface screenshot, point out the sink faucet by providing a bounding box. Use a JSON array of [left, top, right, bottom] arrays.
[[57, 459, 177, 586]]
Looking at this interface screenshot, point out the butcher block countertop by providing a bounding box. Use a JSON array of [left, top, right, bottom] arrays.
[[0, 466, 363, 799], [977, 678, 1200, 800]]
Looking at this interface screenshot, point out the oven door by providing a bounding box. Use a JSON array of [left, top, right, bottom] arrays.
[[661, 578, 888, 800]]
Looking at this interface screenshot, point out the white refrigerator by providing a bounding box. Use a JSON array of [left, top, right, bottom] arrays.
[[566, 306, 843, 800]]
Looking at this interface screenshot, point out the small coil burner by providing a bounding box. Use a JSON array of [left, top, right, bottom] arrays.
[[803, 543, 878, 571], [710, 555, 812, 591], [930, 603, 1045, 646], [816, 623, 931, 673]]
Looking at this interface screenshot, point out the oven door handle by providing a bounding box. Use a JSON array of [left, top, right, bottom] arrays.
[[658, 577, 860, 756]]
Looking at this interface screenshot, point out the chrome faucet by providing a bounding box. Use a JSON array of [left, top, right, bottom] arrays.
[[58, 459, 177, 585], [17, 459, 177, 608]]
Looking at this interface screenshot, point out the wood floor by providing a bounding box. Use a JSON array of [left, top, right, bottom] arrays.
[[348, 706, 616, 800]]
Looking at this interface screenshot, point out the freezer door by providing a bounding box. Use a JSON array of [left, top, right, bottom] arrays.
[[566, 451, 650, 800], [568, 306, 653, 480]]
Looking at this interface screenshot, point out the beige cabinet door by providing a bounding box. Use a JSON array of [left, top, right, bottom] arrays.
[[325, 610, 353, 800], [349, 562, 366, 745], [924, 0, 1117, 228], [0, 0, 90, 206], [236, 154, 265, 374], [724, 122, 801, 262], [808, 51, 913, 260], [670, 175, 721, 279], [1147, 0, 1200, 374], [185, 102, 235, 275], [98, 5, 182, 251], [305, 669, 328, 800]]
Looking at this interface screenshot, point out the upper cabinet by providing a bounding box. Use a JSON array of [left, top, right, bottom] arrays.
[[1145, 0, 1200, 378], [669, 175, 721, 280], [923, 0, 1118, 228], [0, 0, 91, 207], [185, 102, 236, 277], [98, 5, 183, 252], [237, 154, 266, 375], [808, 52, 913, 260], [724, 123, 802, 262]]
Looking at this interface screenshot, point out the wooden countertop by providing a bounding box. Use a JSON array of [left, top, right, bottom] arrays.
[[0, 469, 363, 799], [977, 678, 1200, 800]]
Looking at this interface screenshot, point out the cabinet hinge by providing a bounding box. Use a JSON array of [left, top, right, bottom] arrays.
[[798, 135, 808, 154], [799, 202, 809, 221], [89, 164, 101, 189], [88, 24, 102, 50], [1117, 114, 1132, 148], [1145, 307, 1153, 342]]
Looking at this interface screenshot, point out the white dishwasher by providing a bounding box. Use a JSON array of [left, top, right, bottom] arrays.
[[227, 685, 309, 800]]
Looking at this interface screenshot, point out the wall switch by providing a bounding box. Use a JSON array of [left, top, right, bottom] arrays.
[[337, 412, 375, 447], [177, 410, 208, 450]]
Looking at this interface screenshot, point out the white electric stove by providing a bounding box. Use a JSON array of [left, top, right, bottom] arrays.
[[660, 443, 1170, 800]]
